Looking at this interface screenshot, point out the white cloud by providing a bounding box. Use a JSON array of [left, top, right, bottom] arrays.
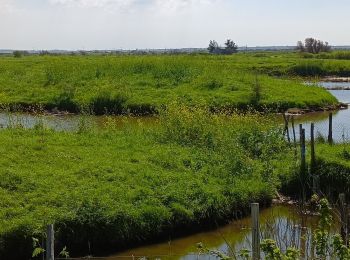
[[155, 0, 215, 10], [49, 0, 217, 11], [0, 0, 16, 13], [49, 0, 136, 9]]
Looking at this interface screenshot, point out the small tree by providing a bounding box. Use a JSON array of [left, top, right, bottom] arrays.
[[296, 41, 305, 52], [208, 40, 238, 55], [224, 39, 238, 54], [13, 50, 22, 58], [296, 38, 331, 54], [208, 40, 219, 54]]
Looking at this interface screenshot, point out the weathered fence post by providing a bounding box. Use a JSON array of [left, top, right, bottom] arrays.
[[310, 123, 315, 170], [283, 113, 291, 144], [291, 116, 297, 153], [328, 113, 333, 145], [339, 194, 348, 245], [251, 203, 260, 260], [300, 128, 306, 177], [46, 224, 54, 260]]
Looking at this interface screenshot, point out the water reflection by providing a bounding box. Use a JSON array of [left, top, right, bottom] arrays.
[[288, 87, 350, 142], [288, 108, 350, 143], [318, 81, 350, 91], [0, 112, 156, 131], [108, 206, 324, 260]]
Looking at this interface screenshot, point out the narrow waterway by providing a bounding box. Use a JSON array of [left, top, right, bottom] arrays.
[[106, 205, 330, 260], [291, 82, 350, 142]]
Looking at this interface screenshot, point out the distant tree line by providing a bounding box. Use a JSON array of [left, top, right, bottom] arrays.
[[208, 39, 238, 54], [296, 38, 331, 54], [13, 50, 29, 58]]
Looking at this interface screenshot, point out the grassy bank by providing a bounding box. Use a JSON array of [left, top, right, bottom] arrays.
[[0, 54, 338, 114], [314, 143, 350, 197], [0, 107, 297, 259]]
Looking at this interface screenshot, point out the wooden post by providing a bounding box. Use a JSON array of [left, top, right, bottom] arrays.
[[328, 113, 333, 145], [251, 203, 260, 260], [300, 128, 306, 177], [291, 116, 297, 152], [310, 123, 316, 173], [339, 194, 348, 245], [283, 114, 291, 144], [46, 224, 54, 260]]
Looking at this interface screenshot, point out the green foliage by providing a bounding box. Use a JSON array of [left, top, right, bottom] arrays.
[[32, 237, 45, 258], [261, 239, 300, 260], [0, 108, 295, 258], [59, 246, 70, 258], [313, 144, 350, 195], [289, 62, 326, 77], [13, 51, 28, 58], [333, 234, 350, 259], [90, 92, 128, 115], [0, 53, 337, 114], [250, 75, 261, 106], [313, 199, 332, 258], [305, 51, 350, 60]]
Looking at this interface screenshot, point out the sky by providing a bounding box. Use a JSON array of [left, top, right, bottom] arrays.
[[1, 0, 349, 50]]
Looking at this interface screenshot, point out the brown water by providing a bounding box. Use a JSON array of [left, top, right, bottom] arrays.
[[105, 205, 328, 260]]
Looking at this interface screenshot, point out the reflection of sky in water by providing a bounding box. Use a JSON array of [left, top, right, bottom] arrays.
[[289, 107, 350, 143], [289, 83, 350, 142], [318, 81, 350, 91], [0, 113, 81, 131]]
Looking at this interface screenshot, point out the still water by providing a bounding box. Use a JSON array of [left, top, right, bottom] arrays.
[[2, 87, 350, 142], [291, 83, 350, 142], [107, 205, 325, 260]]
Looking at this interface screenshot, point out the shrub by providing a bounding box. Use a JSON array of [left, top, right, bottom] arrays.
[[90, 92, 128, 115]]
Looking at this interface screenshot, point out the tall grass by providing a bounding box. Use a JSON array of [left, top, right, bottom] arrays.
[[0, 106, 297, 258], [0, 54, 337, 114]]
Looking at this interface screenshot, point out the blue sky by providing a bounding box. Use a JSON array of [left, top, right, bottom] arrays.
[[1, 0, 349, 49]]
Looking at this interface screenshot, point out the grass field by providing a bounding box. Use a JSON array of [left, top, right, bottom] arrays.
[[0, 107, 297, 258], [313, 143, 350, 197], [0, 52, 340, 114], [1, 51, 350, 258]]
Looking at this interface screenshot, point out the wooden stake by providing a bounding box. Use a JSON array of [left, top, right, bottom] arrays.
[[283, 113, 291, 144], [291, 116, 297, 152], [251, 203, 260, 260], [328, 113, 333, 145], [300, 128, 306, 177], [46, 224, 54, 260], [310, 123, 316, 172]]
